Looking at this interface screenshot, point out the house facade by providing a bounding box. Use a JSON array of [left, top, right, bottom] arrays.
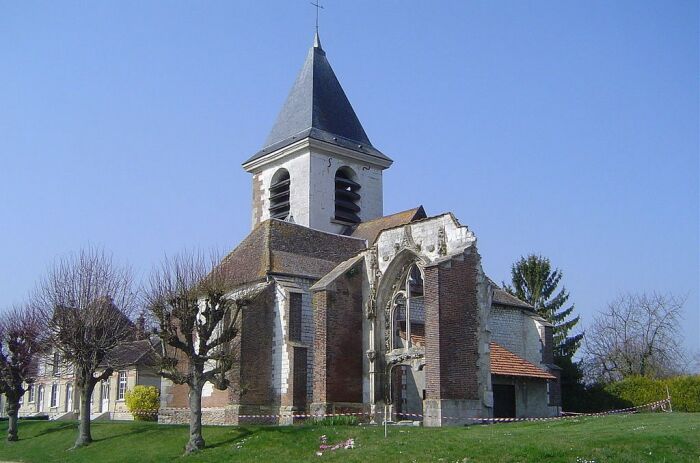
[[7, 339, 161, 421]]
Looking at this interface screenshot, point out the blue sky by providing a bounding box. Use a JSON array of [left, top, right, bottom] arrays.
[[1, 1, 698, 361]]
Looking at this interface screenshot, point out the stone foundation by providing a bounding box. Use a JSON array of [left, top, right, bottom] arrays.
[[423, 399, 484, 426]]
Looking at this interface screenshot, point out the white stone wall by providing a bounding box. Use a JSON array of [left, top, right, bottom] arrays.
[[308, 151, 383, 234], [374, 214, 477, 276], [271, 277, 316, 405], [252, 151, 312, 229], [488, 307, 544, 367], [250, 145, 385, 234]]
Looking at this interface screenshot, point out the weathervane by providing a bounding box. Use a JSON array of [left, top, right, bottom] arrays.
[[311, 1, 324, 34]]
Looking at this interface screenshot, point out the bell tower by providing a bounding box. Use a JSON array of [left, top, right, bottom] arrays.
[[242, 33, 392, 234]]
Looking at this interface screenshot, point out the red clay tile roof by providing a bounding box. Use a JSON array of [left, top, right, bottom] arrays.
[[490, 342, 555, 380], [351, 206, 427, 244]]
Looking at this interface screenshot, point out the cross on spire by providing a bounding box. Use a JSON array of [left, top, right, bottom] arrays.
[[311, 1, 324, 34]]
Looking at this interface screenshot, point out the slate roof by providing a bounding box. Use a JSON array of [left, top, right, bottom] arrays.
[[350, 206, 427, 245], [216, 219, 366, 290], [487, 277, 534, 310], [244, 33, 391, 165], [489, 342, 556, 380], [100, 338, 160, 368]]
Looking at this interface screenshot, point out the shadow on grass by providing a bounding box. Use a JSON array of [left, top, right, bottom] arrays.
[[23, 422, 76, 440], [205, 426, 258, 449]]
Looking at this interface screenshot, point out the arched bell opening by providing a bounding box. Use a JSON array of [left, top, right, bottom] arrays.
[[334, 167, 361, 224], [269, 168, 291, 220]]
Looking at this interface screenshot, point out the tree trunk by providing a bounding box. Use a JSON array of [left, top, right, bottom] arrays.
[[185, 383, 205, 454], [6, 398, 19, 442], [74, 382, 95, 448]]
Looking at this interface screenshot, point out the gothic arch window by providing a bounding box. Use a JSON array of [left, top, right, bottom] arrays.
[[334, 167, 361, 223], [390, 264, 425, 351], [269, 168, 290, 220]]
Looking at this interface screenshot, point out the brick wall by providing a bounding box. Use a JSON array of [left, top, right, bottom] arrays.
[[234, 284, 275, 405], [424, 251, 480, 401], [312, 267, 364, 404]]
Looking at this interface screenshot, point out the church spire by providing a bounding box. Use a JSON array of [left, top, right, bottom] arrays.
[[243, 34, 391, 166]]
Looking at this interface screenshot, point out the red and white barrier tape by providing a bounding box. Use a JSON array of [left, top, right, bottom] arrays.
[[135, 398, 670, 423]]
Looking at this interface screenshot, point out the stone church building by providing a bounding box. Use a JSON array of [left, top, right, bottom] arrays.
[[160, 33, 561, 426]]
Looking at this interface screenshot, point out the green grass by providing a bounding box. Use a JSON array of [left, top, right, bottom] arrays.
[[0, 413, 697, 462]]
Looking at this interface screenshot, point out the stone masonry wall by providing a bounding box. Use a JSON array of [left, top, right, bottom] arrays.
[[488, 307, 543, 366]]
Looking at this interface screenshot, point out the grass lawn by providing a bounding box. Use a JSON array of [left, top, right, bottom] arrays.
[[0, 413, 697, 462]]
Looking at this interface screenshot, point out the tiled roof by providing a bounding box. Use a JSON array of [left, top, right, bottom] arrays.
[[350, 206, 427, 245], [216, 219, 366, 290], [489, 342, 555, 380]]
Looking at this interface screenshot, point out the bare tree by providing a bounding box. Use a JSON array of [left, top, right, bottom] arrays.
[[34, 248, 136, 448], [145, 251, 246, 454], [584, 292, 687, 383], [0, 305, 47, 441]]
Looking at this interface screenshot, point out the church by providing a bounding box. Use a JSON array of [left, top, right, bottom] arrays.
[[159, 33, 562, 427]]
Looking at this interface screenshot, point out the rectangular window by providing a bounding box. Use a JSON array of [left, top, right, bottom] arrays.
[[28, 385, 35, 403], [118, 371, 127, 400], [288, 292, 302, 342], [50, 383, 58, 408], [52, 352, 60, 376]]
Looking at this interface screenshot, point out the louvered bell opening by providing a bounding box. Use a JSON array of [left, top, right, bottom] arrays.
[[269, 171, 290, 220], [334, 171, 361, 224]]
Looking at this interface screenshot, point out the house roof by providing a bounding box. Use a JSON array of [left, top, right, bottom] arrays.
[[489, 342, 555, 380], [244, 33, 390, 165], [216, 219, 366, 290], [350, 206, 427, 245], [101, 338, 160, 368]]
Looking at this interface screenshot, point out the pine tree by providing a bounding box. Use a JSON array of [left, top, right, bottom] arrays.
[[504, 254, 583, 360]]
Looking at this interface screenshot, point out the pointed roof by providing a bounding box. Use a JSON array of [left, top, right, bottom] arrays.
[[244, 34, 391, 165]]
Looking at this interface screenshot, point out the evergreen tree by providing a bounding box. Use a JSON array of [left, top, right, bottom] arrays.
[[504, 254, 583, 360]]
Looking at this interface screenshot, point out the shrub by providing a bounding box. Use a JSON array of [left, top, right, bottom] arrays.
[[124, 385, 160, 421], [310, 415, 359, 426], [665, 376, 700, 412], [603, 375, 700, 413]]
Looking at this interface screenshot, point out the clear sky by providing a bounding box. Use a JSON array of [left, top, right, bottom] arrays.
[[1, 1, 698, 361]]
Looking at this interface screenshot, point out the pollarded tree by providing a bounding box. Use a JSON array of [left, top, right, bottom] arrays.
[[145, 251, 251, 454], [0, 305, 47, 441], [504, 254, 583, 359], [34, 248, 136, 448]]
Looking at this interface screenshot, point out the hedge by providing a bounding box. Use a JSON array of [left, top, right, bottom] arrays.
[[604, 375, 700, 412]]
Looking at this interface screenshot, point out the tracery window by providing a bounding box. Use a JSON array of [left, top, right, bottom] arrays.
[[391, 264, 425, 351]]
